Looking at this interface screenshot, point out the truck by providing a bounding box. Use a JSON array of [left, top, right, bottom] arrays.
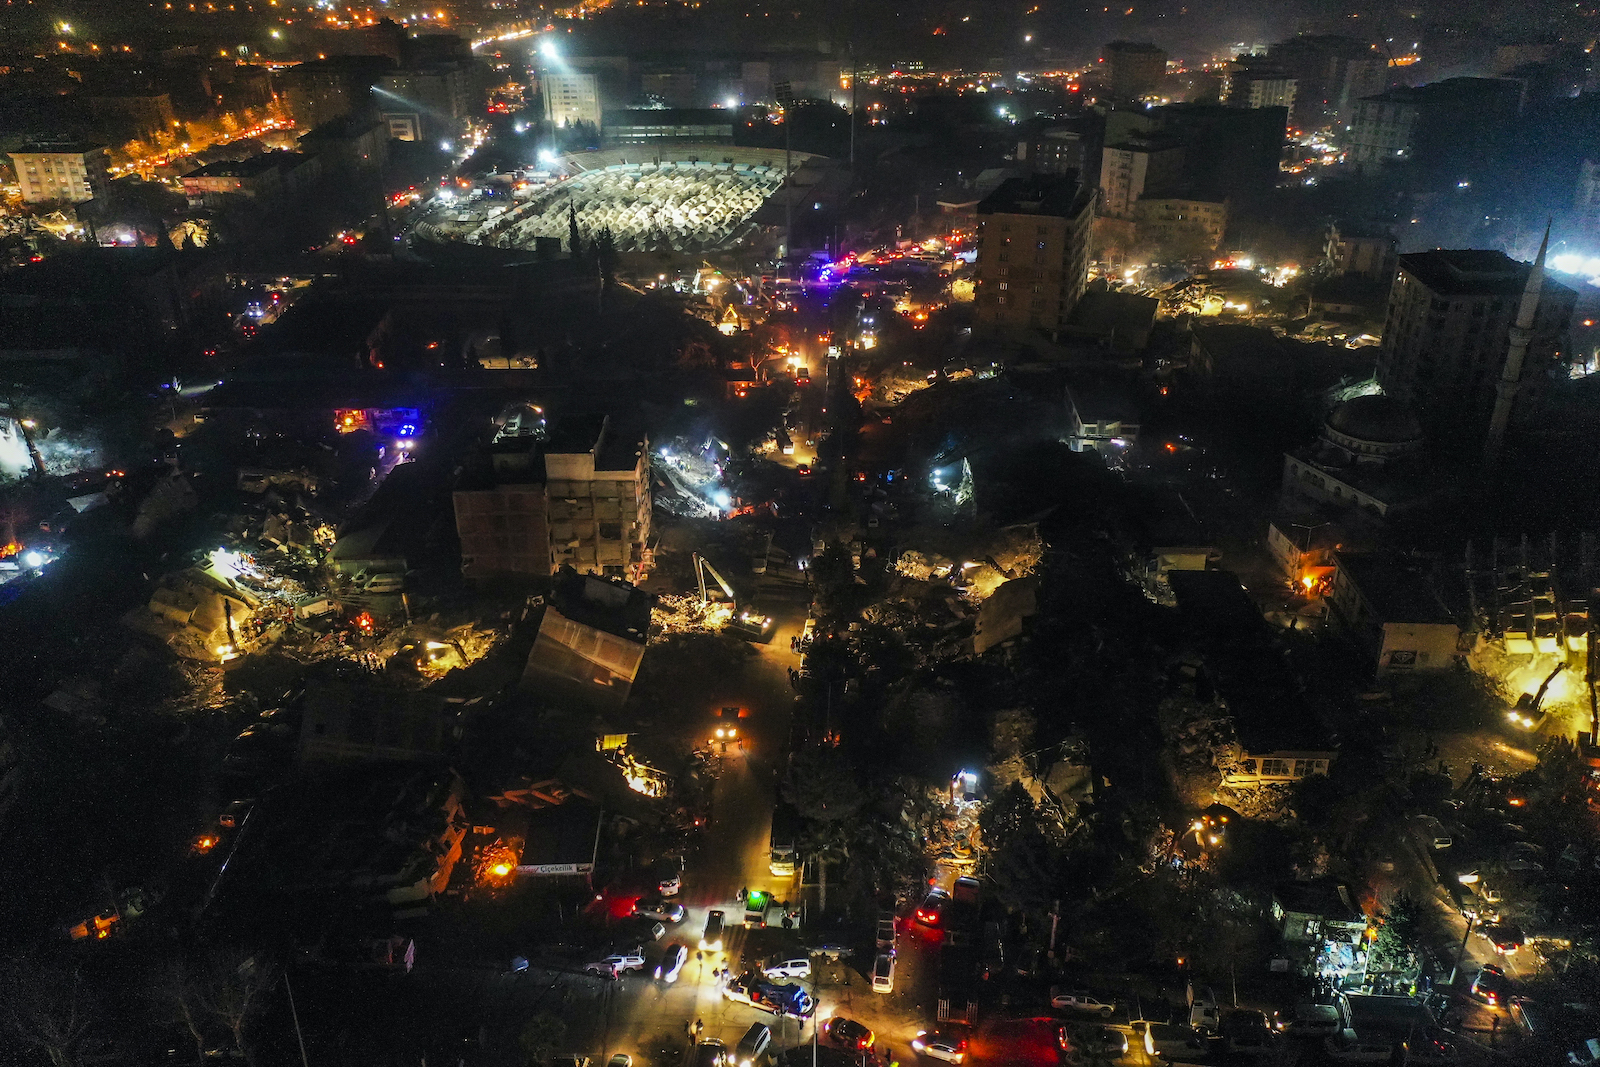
[[744, 888, 772, 927], [723, 971, 815, 1017], [769, 801, 800, 877]]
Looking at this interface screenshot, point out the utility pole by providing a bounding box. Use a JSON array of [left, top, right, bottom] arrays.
[[284, 969, 312, 1067], [848, 50, 856, 173], [776, 81, 794, 261], [1446, 914, 1477, 988]]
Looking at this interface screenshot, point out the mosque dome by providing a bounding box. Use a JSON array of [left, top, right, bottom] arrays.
[[1325, 394, 1423, 447]]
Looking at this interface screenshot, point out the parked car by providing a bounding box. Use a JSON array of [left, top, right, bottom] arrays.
[[876, 913, 896, 950], [656, 943, 688, 983], [1189, 986, 1220, 1032], [1471, 964, 1509, 1007], [911, 1031, 966, 1063], [763, 958, 812, 980], [1415, 815, 1453, 849], [1461, 903, 1502, 924], [1052, 990, 1116, 1016], [700, 910, 725, 952], [1061, 1026, 1127, 1058], [1134, 1022, 1205, 1059], [1325, 1028, 1393, 1063], [826, 1018, 874, 1049], [871, 952, 895, 993], [551, 1056, 592, 1067], [585, 947, 646, 977], [1286, 1003, 1342, 1036], [636, 898, 686, 923], [951, 876, 980, 903], [1221, 1010, 1277, 1055], [218, 799, 254, 829]]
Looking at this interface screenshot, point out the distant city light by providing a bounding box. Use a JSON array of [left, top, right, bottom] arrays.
[[440, 140, 453, 151]]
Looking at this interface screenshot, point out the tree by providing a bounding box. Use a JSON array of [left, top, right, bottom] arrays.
[[980, 781, 1064, 920], [520, 1013, 567, 1065], [567, 202, 582, 257], [1373, 891, 1424, 965], [595, 225, 618, 284], [153, 949, 279, 1067], [783, 744, 866, 914], [0, 959, 111, 1067]]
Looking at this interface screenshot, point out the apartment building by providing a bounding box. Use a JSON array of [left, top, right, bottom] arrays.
[[8, 142, 111, 204], [973, 174, 1096, 333]]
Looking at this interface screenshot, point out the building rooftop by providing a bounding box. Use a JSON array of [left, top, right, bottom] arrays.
[[285, 54, 397, 74], [548, 566, 651, 643], [602, 108, 736, 125], [11, 141, 107, 155], [1398, 249, 1577, 299], [1106, 40, 1166, 54], [182, 151, 310, 180], [300, 114, 387, 142], [1336, 553, 1456, 625], [545, 413, 608, 456], [977, 174, 1093, 219], [1326, 394, 1423, 445], [1274, 878, 1362, 923], [1066, 290, 1158, 342]]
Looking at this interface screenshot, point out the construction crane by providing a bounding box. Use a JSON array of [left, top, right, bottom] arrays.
[[1507, 662, 1566, 730], [693, 552, 774, 642]]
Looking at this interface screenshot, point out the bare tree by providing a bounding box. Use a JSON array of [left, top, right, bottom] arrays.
[[0, 959, 111, 1067], [150, 959, 210, 1064], [202, 950, 279, 1067], [152, 949, 278, 1066]]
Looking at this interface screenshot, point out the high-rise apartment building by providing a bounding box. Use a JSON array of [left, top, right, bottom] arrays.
[[973, 174, 1096, 334], [1224, 66, 1297, 114], [280, 55, 397, 131], [1346, 78, 1523, 173], [8, 143, 111, 204], [1377, 250, 1577, 439], [542, 71, 602, 128], [543, 415, 651, 579], [1098, 136, 1185, 217], [453, 415, 651, 584], [1267, 35, 1384, 129], [377, 64, 472, 141], [1104, 41, 1168, 101]]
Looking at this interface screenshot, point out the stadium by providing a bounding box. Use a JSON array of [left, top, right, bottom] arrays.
[[444, 146, 825, 255]]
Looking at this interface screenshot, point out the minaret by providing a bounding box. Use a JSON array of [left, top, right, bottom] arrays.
[[1484, 222, 1551, 469]]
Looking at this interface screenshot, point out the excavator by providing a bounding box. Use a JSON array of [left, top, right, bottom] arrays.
[[694, 552, 774, 642], [1507, 662, 1566, 730]]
